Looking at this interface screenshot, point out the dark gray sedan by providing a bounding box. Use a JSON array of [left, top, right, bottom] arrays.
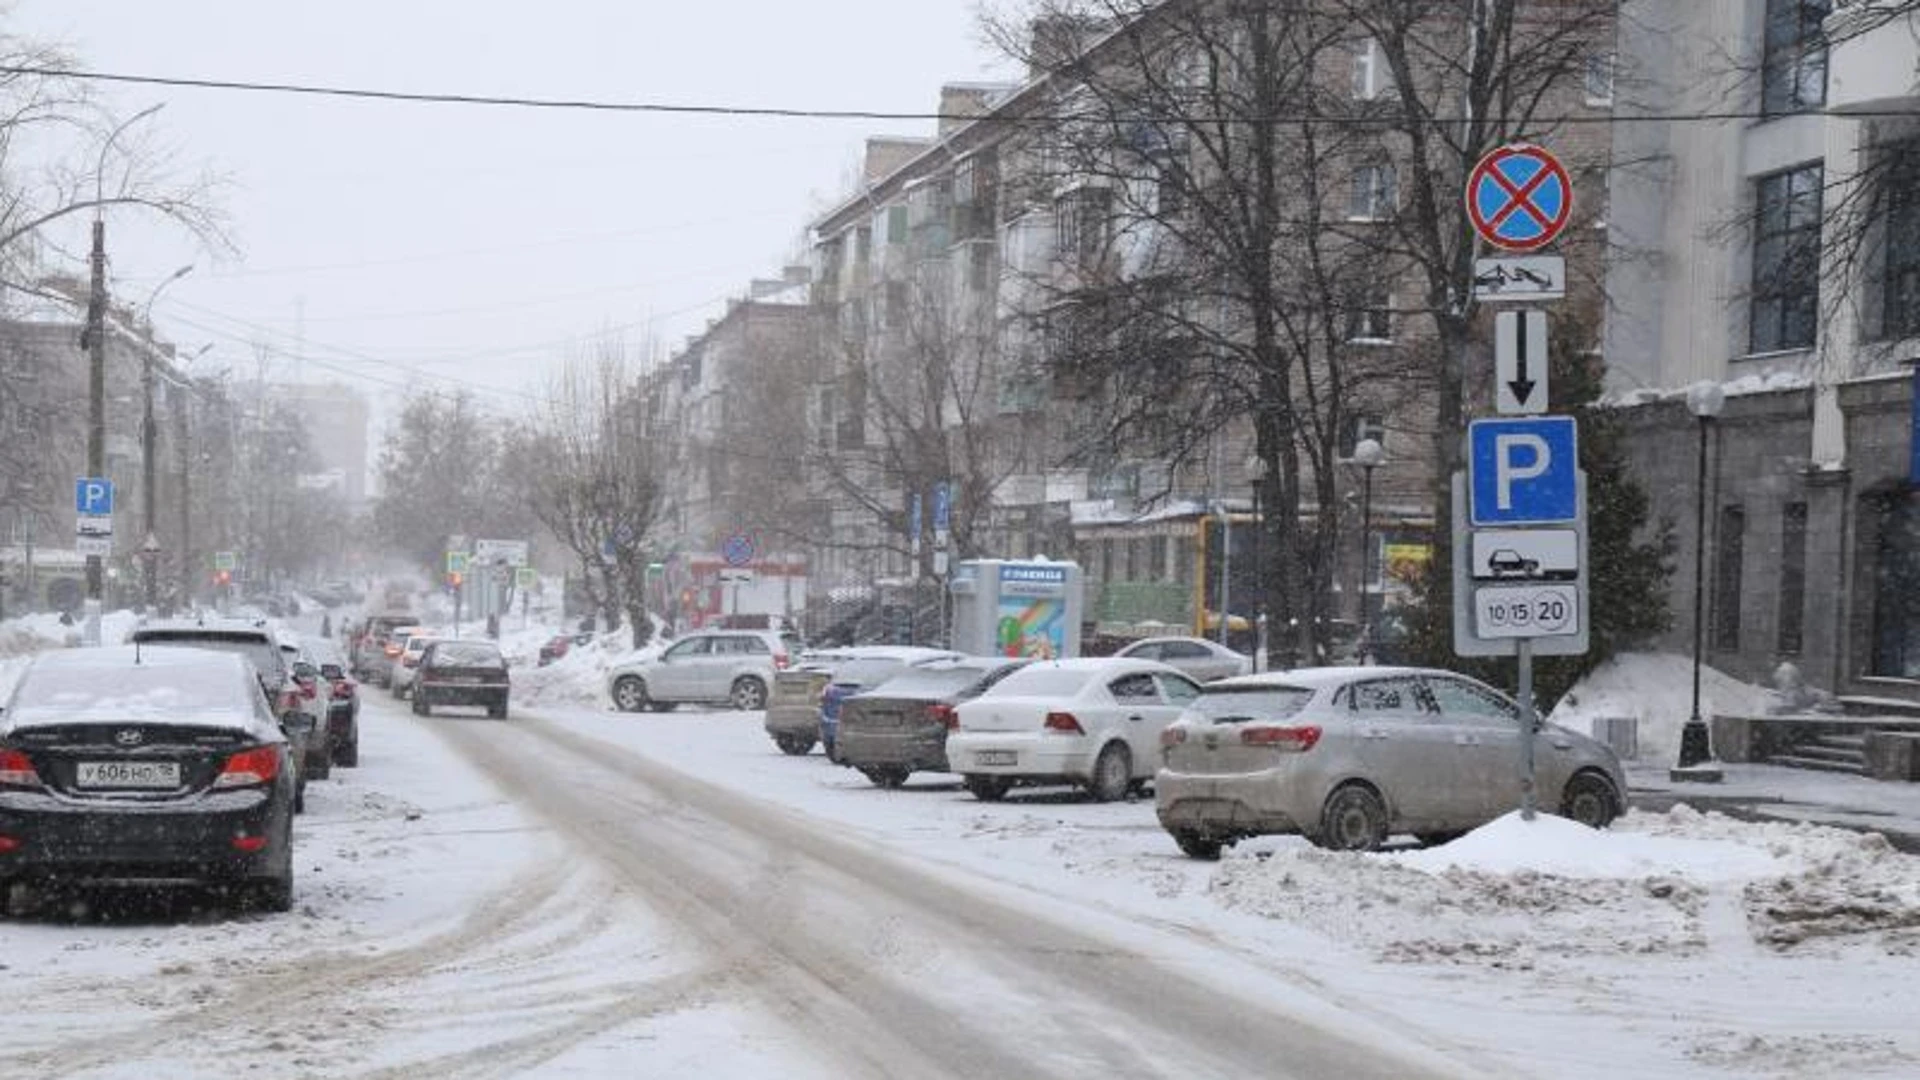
[[834, 657, 1029, 787]]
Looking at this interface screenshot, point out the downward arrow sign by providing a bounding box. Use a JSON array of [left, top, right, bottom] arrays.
[[1508, 318, 1537, 406], [1495, 310, 1550, 415]]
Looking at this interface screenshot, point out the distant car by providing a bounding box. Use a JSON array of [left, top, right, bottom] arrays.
[[412, 640, 511, 719], [947, 658, 1202, 802], [607, 629, 798, 713], [389, 631, 439, 699], [1154, 667, 1627, 859], [282, 642, 335, 786], [835, 657, 1030, 787], [1113, 636, 1253, 682], [306, 637, 359, 768], [0, 646, 297, 911], [538, 631, 595, 667], [352, 613, 417, 686], [816, 649, 965, 760]]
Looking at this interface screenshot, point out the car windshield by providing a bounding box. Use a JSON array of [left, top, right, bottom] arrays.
[[433, 643, 503, 667], [1190, 686, 1315, 722]]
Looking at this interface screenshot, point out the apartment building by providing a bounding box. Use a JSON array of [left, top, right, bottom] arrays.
[[1604, 1, 1920, 695]]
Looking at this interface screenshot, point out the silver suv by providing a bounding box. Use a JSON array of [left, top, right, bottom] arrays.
[[607, 629, 798, 712]]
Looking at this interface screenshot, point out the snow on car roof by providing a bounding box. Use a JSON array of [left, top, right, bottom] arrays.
[[1208, 666, 1435, 690], [3, 646, 265, 729]]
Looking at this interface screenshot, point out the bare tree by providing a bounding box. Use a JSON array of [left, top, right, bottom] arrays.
[[503, 345, 665, 639]]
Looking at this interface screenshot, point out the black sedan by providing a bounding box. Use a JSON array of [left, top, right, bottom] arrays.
[[834, 657, 1029, 788], [412, 640, 511, 719], [0, 646, 297, 912]]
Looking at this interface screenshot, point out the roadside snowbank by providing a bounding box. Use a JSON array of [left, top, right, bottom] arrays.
[[1549, 652, 1774, 762], [512, 626, 665, 708], [1211, 806, 1920, 968]]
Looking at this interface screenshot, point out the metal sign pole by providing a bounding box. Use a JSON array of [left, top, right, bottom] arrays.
[[1517, 637, 1537, 821]]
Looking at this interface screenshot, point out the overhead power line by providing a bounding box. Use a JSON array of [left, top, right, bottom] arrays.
[[7, 64, 1919, 126]]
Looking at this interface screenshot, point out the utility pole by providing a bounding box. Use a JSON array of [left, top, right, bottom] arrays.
[[83, 216, 107, 610]]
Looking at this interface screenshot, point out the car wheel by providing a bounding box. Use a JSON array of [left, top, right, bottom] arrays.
[[1086, 742, 1133, 803], [611, 675, 650, 713], [861, 766, 910, 789], [773, 733, 816, 756], [963, 774, 1012, 802], [294, 782, 306, 815], [1171, 830, 1224, 860], [305, 744, 332, 781], [335, 732, 358, 768], [1560, 771, 1621, 829], [729, 677, 768, 711], [488, 700, 508, 720], [1312, 784, 1388, 852], [413, 694, 430, 717]]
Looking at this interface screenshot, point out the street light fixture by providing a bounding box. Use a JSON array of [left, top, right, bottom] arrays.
[[1351, 437, 1386, 665], [1244, 453, 1269, 672], [1678, 380, 1726, 772], [140, 264, 194, 613]]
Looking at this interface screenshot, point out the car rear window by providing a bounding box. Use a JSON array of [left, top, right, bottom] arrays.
[[10, 657, 257, 723], [1192, 685, 1315, 722], [987, 665, 1095, 698], [433, 643, 503, 667], [866, 665, 998, 697], [831, 658, 913, 686], [130, 631, 284, 683]]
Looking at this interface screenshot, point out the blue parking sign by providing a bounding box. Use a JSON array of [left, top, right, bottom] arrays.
[[75, 477, 114, 516], [1468, 417, 1579, 526]]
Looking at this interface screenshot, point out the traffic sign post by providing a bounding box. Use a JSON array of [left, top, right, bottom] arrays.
[[1466, 142, 1573, 252]]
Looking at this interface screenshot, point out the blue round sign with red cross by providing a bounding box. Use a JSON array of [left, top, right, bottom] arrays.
[[721, 530, 756, 568], [1466, 142, 1573, 252]]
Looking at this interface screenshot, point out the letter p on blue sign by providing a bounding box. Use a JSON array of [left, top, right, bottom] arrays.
[[75, 477, 114, 516], [1468, 417, 1578, 526]]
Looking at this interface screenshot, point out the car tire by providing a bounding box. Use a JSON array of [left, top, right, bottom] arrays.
[[335, 732, 358, 768], [773, 733, 816, 756], [306, 744, 332, 781], [1171, 830, 1224, 860], [963, 774, 1012, 802], [488, 700, 508, 720], [861, 766, 910, 789], [1086, 742, 1133, 803], [612, 675, 650, 713], [413, 694, 430, 717], [1560, 771, 1621, 829], [1312, 784, 1389, 852], [294, 782, 306, 815], [729, 677, 768, 712]]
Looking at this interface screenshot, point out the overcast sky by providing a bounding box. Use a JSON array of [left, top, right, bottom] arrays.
[[12, 1, 1016, 418]]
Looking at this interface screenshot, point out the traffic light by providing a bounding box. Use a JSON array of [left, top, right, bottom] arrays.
[[214, 569, 232, 587], [446, 571, 463, 589]]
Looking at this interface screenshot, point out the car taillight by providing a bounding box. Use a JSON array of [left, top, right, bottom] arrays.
[[384, 643, 402, 657], [1240, 725, 1323, 752], [0, 835, 20, 853], [1160, 727, 1188, 749], [331, 679, 355, 698], [0, 749, 43, 788], [298, 680, 318, 700], [214, 746, 282, 788], [928, 703, 959, 730], [774, 652, 791, 670], [1043, 711, 1084, 735], [277, 690, 299, 714]]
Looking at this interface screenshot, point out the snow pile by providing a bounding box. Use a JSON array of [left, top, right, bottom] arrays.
[[512, 626, 665, 709], [0, 609, 141, 657], [1209, 807, 1920, 969], [1548, 652, 1774, 762]]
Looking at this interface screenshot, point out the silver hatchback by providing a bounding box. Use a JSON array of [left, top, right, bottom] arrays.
[[1155, 667, 1625, 858]]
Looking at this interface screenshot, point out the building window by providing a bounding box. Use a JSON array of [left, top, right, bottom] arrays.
[[1347, 284, 1392, 343], [1348, 163, 1397, 221], [1350, 39, 1392, 101], [1778, 502, 1807, 655], [1713, 505, 1746, 652], [884, 205, 909, 245], [1762, 0, 1829, 116], [1337, 414, 1386, 459], [1055, 186, 1112, 264], [1750, 164, 1823, 353], [1883, 141, 1920, 341], [1583, 52, 1615, 107]]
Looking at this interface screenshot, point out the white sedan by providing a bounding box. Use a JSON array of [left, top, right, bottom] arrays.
[[947, 657, 1202, 802], [1113, 635, 1253, 682]]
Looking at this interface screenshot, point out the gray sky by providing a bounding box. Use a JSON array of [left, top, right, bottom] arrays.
[[13, 1, 1016, 416]]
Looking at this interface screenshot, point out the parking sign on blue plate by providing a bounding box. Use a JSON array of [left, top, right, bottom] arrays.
[[1468, 417, 1579, 527]]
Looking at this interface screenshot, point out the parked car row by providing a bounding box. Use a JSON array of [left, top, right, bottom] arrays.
[[716, 648, 1629, 858], [1, 615, 375, 915]]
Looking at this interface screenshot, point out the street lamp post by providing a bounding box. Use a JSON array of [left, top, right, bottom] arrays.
[[140, 264, 194, 611], [1351, 438, 1386, 664], [1245, 454, 1269, 671], [1678, 381, 1726, 771]]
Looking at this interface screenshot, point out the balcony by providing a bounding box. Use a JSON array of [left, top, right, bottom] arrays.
[[1827, 7, 1920, 114]]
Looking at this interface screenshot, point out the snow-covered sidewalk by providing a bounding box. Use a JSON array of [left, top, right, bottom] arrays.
[[532, 701, 1920, 1079]]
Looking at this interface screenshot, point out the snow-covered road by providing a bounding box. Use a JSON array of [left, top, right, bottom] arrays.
[[5, 685, 1917, 1079]]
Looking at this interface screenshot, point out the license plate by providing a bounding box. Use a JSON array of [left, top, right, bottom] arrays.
[[867, 711, 902, 728], [975, 750, 1017, 767], [76, 761, 181, 789]]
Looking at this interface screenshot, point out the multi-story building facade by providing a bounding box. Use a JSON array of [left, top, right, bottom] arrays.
[[265, 381, 372, 507], [1605, 1, 1920, 695]]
